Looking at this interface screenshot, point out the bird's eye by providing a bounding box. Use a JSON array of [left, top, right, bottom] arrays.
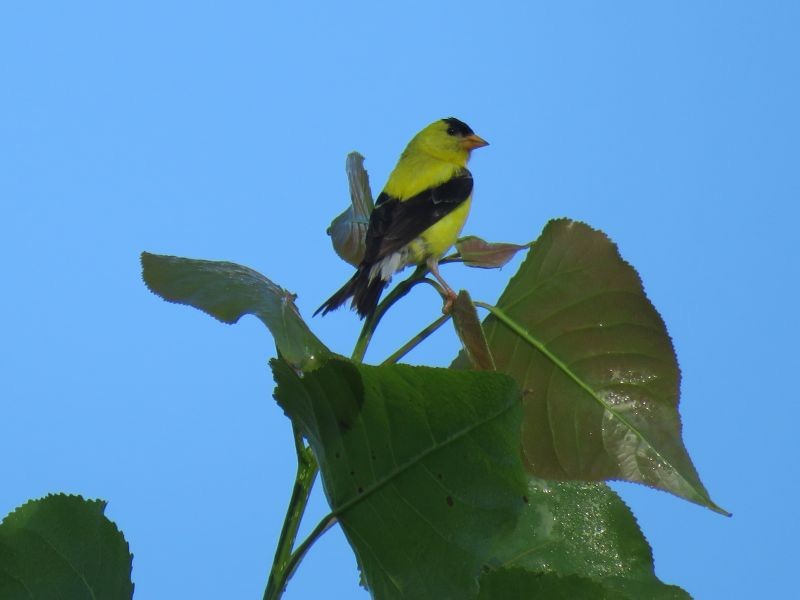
[[446, 127, 456, 136]]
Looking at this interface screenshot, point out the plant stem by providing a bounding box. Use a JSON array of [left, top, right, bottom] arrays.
[[351, 266, 429, 363], [269, 513, 339, 598], [473, 301, 560, 365], [380, 314, 452, 365], [264, 425, 319, 600], [265, 264, 455, 598]]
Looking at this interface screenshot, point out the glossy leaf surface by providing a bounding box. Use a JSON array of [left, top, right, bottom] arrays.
[[457, 219, 725, 513], [273, 358, 689, 598], [478, 568, 689, 600]]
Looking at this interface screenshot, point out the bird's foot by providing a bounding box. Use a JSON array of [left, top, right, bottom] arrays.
[[441, 288, 458, 314]]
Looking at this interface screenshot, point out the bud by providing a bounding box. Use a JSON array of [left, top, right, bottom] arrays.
[[327, 152, 374, 266]]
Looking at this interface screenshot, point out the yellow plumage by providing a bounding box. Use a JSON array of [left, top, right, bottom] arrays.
[[405, 198, 472, 263], [316, 118, 488, 319]]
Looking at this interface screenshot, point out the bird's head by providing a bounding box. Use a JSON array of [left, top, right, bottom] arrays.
[[407, 117, 489, 166]]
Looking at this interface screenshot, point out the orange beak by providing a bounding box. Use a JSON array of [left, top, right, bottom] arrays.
[[461, 134, 489, 150]]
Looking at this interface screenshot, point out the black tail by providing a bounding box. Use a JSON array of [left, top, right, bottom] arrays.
[[314, 267, 388, 319]]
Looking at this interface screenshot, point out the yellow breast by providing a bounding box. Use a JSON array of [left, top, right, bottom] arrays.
[[408, 196, 472, 263]]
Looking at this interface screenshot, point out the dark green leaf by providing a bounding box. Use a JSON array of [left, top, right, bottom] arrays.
[[455, 236, 530, 269], [0, 494, 133, 600], [478, 569, 608, 600], [477, 568, 689, 600], [141, 252, 330, 371], [456, 219, 726, 514], [274, 357, 689, 598], [272, 358, 527, 600], [451, 291, 495, 371], [484, 477, 689, 598]]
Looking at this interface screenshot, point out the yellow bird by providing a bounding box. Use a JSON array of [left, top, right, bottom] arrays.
[[315, 117, 488, 319]]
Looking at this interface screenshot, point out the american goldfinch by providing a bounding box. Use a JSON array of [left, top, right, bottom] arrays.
[[315, 117, 488, 319]]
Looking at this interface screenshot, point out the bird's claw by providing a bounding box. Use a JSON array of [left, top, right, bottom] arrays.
[[441, 289, 458, 314]]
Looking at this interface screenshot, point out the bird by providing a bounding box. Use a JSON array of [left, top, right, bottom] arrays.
[[315, 117, 488, 320]]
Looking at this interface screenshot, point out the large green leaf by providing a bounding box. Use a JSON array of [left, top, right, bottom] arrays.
[[272, 358, 689, 599], [477, 568, 689, 600], [477, 569, 608, 600], [456, 219, 725, 513], [141, 252, 330, 371], [0, 494, 133, 599], [483, 477, 690, 598], [272, 358, 527, 599]]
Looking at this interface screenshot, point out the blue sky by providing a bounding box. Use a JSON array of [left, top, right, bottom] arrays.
[[1, 2, 798, 598]]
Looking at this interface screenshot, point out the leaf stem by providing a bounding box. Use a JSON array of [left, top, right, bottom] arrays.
[[265, 260, 447, 599], [474, 301, 603, 399], [264, 425, 319, 600], [351, 266, 428, 363], [269, 513, 339, 598], [380, 314, 452, 365]]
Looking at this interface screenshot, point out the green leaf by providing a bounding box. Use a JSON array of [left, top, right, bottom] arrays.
[[477, 476, 691, 598], [0, 494, 133, 600], [484, 477, 690, 598], [477, 568, 690, 600], [455, 236, 530, 269], [273, 358, 689, 598], [451, 291, 495, 371], [141, 252, 330, 371], [478, 569, 608, 600], [272, 358, 527, 600], [459, 219, 726, 514]]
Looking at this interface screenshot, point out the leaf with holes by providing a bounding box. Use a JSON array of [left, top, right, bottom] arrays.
[[272, 358, 527, 600], [0, 494, 133, 599], [273, 358, 690, 598], [456, 219, 726, 514], [141, 252, 330, 371]]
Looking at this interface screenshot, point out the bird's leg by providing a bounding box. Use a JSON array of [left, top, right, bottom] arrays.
[[426, 257, 458, 313]]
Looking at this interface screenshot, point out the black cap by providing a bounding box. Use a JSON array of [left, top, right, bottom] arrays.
[[442, 117, 475, 137]]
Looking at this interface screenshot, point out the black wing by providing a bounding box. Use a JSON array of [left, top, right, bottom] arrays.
[[363, 169, 473, 265]]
